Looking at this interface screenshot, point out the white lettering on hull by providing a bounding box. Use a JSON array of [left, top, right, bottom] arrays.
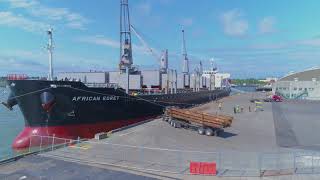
[[72, 96, 119, 102]]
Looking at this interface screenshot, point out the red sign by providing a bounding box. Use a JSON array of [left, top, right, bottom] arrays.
[[189, 162, 216, 175]]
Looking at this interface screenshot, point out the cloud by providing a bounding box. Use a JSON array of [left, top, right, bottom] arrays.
[[0, 11, 48, 32], [132, 2, 164, 28], [220, 9, 249, 36], [76, 35, 162, 58], [250, 42, 288, 50], [180, 17, 194, 27], [5, 0, 38, 8], [4, 0, 89, 30], [28, 6, 89, 30], [77, 35, 120, 48], [0, 49, 47, 74], [0, 48, 117, 75], [135, 2, 151, 15], [158, 0, 174, 5], [299, 38, 320, 46], [259, 16, 276, 34], [251, 37, 320, 50]]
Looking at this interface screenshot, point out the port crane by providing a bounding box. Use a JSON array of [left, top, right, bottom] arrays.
[[130, 25, 168, 72]]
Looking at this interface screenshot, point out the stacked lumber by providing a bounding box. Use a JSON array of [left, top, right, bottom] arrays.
[[166, 108, 233, 128]]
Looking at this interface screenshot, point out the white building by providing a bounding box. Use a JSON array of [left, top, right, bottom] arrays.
[[202, 71, 230, 90], [273, 68, 320, 100], [259, 77, 278, 83]]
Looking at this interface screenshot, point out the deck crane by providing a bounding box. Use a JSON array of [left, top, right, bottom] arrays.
[[130, 25, 168, 72]]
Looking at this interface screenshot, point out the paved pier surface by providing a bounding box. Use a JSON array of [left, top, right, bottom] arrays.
[[0, 156, 157, 180], [85, 92, 287, 153], [273, 100, 320, 150], [2, 92, 320, 179]]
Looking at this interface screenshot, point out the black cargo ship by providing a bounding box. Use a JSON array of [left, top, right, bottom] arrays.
[[6, 79, 229, 149], [4, 0, 231, 149]]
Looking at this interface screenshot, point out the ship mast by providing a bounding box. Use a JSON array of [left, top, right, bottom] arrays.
[[119, 0, 133, 73], [199, 60, 203, 74], [182, 29, 189, 74], [47, 28, 54, 81], [160, 49, 168, 73]]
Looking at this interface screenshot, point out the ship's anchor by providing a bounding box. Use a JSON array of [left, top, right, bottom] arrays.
[[40, 91, 56, 112], [2, 92, 17, 111]]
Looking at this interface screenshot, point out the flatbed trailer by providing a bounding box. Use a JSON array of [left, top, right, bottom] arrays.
[[163, 108, 233, 136]]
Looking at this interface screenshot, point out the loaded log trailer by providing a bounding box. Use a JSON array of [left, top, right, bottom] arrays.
[[163, 108, 233, 136]]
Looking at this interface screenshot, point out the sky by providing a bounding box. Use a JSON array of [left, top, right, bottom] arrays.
[[1, 0, 320, 78]]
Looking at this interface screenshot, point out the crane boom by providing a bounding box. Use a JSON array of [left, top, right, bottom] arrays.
[[130, 25, 160, 61]]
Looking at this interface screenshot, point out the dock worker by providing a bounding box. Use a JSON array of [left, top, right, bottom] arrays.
[[218, 102, 222, 110], [236, 105, 240, 113]]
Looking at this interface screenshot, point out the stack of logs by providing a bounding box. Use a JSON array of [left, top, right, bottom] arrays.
[[166, 108, 233, 128]]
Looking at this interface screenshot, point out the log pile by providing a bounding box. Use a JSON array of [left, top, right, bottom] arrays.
[[166, 108, 233, 128]]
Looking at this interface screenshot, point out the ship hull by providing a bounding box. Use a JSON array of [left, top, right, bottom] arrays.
[[7, 80, 230, 149], [13, 116, 156, 149]]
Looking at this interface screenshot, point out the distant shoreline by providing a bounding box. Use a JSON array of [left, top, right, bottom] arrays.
[[0, 78, 7, 88]]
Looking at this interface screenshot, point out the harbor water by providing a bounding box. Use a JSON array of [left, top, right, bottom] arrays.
[[0, 87, 24, 157], [233, 86, 257, 92]]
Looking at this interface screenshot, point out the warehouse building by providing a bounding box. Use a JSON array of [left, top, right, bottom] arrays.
[[272, 68, 320, 100]]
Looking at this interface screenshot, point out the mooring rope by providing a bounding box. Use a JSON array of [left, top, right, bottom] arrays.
[[5, 84, 226, 108], [7, 87, 53, 100]]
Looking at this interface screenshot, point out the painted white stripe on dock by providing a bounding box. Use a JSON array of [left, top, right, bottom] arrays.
[[118, 127, 145, 137]]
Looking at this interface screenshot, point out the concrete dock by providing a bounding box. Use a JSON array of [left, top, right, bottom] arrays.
[[2, 92, 320, 179]]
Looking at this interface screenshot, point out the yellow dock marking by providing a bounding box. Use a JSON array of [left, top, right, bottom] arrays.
[[69, 143, 91, 150]]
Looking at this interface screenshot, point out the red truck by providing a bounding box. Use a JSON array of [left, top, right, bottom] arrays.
[[272, 95, 282, 102], [263, 94, 282, 102]]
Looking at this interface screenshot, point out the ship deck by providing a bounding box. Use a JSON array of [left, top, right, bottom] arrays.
[[2, 92, 320, 179]]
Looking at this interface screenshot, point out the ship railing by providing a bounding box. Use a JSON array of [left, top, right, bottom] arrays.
[[85, 83, 121, 89], [6, 74, 50, 81], [7, 74, 28, 80], [0, 135, 88, 165], [27, 134, 89, 154]]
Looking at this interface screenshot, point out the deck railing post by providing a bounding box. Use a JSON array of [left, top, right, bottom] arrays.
[[258, 153, 262, 176], [52, 134, 55, 151], [40, 136, 43, 152], [218, 152, 222, 175], [29, 135, 32, 153], [312, 152, 314, 174]]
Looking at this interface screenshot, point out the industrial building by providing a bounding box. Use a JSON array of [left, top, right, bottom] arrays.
[[272, 68, 320, 100]]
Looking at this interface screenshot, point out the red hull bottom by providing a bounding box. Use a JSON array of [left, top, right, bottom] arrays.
[[12, 116, 157, 150]]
